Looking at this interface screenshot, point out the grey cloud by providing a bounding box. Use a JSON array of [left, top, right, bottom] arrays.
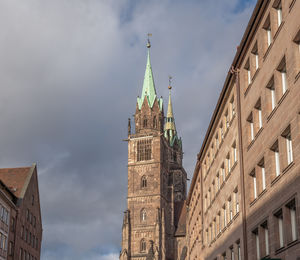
[[0, 0, 255, 259]]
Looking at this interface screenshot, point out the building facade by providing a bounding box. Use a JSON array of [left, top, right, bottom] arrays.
[[121, 1, 300, 259], [0, 164, 43, 260], [187, 0, 300, 260], [120, 40, 187, 260]]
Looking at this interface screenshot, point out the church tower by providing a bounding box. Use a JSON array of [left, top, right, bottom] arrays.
[[120, 39, 187, 260]]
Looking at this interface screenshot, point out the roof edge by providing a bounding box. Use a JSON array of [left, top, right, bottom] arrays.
[[188, 0, 268, 203], [19, 163, 36, 199]]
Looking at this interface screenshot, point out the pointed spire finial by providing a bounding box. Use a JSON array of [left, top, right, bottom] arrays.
[[164, 76, 180, 146], [147, 33, 152, 48], [168, 76, 172, 90], [137, 33, 163, 111]]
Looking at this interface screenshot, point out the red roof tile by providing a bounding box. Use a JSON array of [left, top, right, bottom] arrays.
[[0, 166, 33, 198]]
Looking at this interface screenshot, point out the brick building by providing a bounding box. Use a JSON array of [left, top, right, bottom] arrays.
[[187, 0, 300, 259], [0, 164, 42, 260]]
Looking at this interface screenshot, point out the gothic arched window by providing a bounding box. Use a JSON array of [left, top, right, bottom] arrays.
[[153, 116, 157, 129], [141, 176, 147, 188], [141, 209, 147, 222], [143, 117, 147, 128], [140, 239, 146, 252]]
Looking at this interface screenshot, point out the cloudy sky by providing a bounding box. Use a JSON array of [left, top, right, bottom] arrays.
[[0, 0, 256, 259]]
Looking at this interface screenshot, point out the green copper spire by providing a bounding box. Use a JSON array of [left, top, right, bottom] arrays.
[[137, 40, 163, 111], [164, 85, 181, 147]]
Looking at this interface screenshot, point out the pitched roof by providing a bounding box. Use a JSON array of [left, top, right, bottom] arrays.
[[0, 164, 36, 198]]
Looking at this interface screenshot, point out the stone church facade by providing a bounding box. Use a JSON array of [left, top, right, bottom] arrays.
[[120, 40, 187, 260]]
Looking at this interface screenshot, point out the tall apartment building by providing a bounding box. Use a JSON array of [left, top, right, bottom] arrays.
[[0, 164, 42, 260], [187, 0, 300, 259]]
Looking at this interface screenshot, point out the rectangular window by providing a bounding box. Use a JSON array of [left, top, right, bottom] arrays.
[[253, 228, 260, 260], [220, 123, 224, 139], [273, 0, 282, 27], [232, 142, 237, 163], [137, 139, 152, 161], [228, 197, 233, 221], [274, 210, 284, 248], [282, 126, 293, 165], [227, 153, 231, 173], [214, 218, 217, 239], [261, 221, 269, 256], [271, 141, 280, 177], [247, 113, 254, 142], [277, 57, 288, 95], [216, 134, 219, 149], [244, 59, 251, 85], [252, 42, 259, 71], [230, 96, 235, 118], [237, 241, 241, 260], [221, 164, 225, 182], [234, 189, 239, 214], [206, 229, 209, 245], [286, 199, 298, 242], [266, 77, 276, 111], [263, 15, 272, 48], [251, 170, 257, 199], [218, 212, 221, 234], [9, 241, 13, 255], [225, 110, 229, 129], [19, 248, 23, 260], [258, 159, 266, 191], [255, 99, 262, 129], [223, 204, 227, 227], [222, 252, 227, 260], [293, 30, 300, 71], [230, 246, 234, 260], [217, 173, 220, 190]]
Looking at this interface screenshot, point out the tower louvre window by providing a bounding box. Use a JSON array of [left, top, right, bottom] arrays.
[[153, 116, 157, 128], [137, 139, 152, 161], [141, 176, 147, 188], [143, 117, 148, 128], [141, 209, 147, 222], [140, 239, 146, 252]]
